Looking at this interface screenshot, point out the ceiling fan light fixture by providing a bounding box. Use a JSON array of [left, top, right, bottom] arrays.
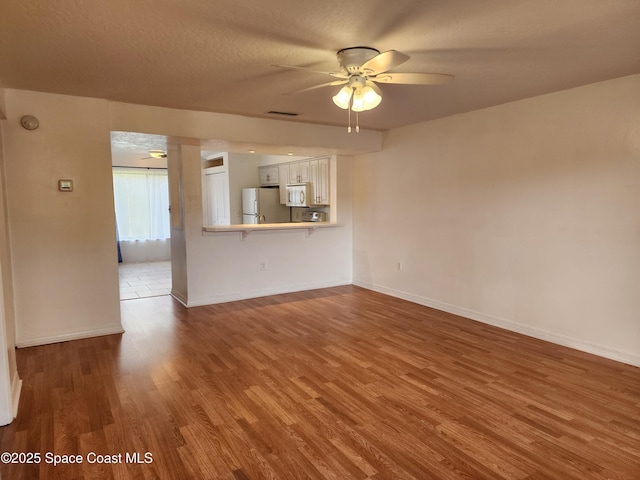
[[361, 85, 382, 110], [351, 89, 365, 112], [350, 85, 381, 112], [332, 86, 353, 109]]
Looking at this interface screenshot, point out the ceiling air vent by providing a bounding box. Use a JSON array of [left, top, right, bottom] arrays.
[[267, 111, 299, 117]]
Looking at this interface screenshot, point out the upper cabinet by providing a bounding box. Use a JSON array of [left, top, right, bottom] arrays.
[[259, 165, 279, 186], [267, 156, 331, 206], [278, 164, 290, 204], [289, 160, 310, 184], [309, 157, 330, 205]]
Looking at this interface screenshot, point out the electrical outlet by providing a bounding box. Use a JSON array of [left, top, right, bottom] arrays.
[[260, 260, 268, 271], [396, 261, 402, 271]]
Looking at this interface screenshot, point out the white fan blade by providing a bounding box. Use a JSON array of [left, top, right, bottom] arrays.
[[272, 64, 348, 79], [360, 50, 410, 75], [374, 72, 454, 85], [284, 79, 348, 95]]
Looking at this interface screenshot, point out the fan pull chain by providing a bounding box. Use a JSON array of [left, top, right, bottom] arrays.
[[346, 97, 361, 133]]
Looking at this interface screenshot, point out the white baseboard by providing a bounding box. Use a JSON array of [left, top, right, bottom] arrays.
[[11, 373, 21, 419], [16, 324, 125, 348], [355, 281, 640, 368], [185, 280, 352, 308], [171, 289, 188, 307]]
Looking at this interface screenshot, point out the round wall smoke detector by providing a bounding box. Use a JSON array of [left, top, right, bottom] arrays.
[[20, 115, 39, 130]]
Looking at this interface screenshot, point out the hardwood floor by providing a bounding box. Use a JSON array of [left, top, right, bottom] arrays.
[[1, 285, 639, 479]]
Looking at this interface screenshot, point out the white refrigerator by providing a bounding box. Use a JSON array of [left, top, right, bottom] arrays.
[[242, 188, 290, 224]]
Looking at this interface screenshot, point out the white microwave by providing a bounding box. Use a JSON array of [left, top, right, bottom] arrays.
[[286, 183, 314, 207]]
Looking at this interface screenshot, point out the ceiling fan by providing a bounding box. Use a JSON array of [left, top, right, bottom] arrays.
[[274, 47, 454, 132]]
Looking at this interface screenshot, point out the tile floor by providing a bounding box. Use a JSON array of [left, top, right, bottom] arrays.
[[118, 261, 172, 300]]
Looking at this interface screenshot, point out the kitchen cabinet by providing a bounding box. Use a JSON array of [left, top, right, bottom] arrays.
[[259, 165, 279, 186], [264, 156, 330, 205], [309, 157, 330, 205], [278, 164, 289, 204], [289, 160, 310, 183]]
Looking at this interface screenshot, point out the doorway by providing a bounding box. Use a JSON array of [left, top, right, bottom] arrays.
[[110, 132, 173, 300]]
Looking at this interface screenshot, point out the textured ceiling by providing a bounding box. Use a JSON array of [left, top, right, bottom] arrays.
[[1, 0, 639, 132]]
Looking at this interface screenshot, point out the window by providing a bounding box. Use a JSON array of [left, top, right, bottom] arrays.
[[113, 168, 170, 241]]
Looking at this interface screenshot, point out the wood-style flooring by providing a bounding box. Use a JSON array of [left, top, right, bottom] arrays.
[[1, 285, 639, 479]]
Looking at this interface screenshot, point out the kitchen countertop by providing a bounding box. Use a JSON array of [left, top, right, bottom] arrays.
[[202, 222, 341, 239]]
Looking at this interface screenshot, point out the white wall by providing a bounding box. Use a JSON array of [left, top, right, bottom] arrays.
[[257, 155, 307, 166], [109, 102, 381, 155], [3, 90, 123, 347], [353, 75, 640, 366]]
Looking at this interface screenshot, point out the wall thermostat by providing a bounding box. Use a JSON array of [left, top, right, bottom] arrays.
[[58, 179, 73, 192], [20, 115, 39, 130]]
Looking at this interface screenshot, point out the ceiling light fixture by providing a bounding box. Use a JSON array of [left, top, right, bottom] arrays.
[[148, 149, 167, 159], [331, 75, 381, 133], [332, 86, 352, 109]]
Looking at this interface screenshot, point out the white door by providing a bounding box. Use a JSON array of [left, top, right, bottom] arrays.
[[204, 172, 230, 225]]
